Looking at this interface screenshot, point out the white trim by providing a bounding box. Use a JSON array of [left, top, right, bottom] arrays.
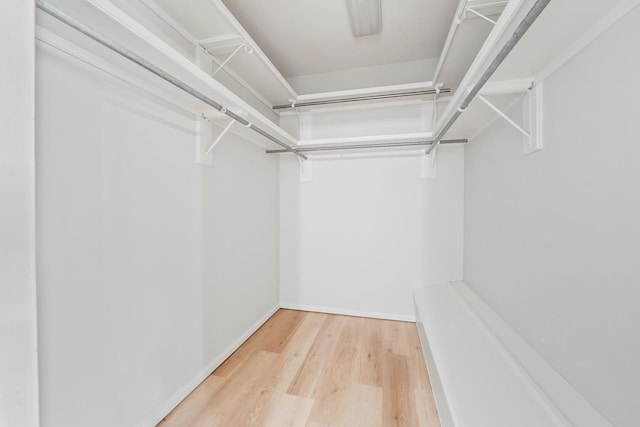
[[87, 0, 299, 146], [535, 0, 640, 85], [205, 0, 298, 99], [299, 132, 433, 146], [280, 303, 416, 322], [296, 81, 435, 102], [138, 305, 280, 427]]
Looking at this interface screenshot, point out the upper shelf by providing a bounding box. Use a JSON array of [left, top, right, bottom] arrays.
[[37, 0, 633, 155], [432, 0, 507, 92], [135, 0, 446, 113], [438, 0, 628, 141], [144, 0, 297, 106], [37, 0, 302, 150]]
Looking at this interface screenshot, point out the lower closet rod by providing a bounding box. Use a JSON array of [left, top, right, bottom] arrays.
[[426, 0, 551, 155], [265, 139, 467, 154], [35, 0, 307, 160]]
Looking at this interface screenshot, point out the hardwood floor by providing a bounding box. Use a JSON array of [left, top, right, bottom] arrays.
[[157, 309, 440, 427]]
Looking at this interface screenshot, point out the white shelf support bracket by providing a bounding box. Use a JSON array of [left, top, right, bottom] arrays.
[[477, 83, 544, 155], [291, 101, 313, 140], [431, 83, 443, 128], [478, 94, 530, 138], [423, 84, 444, 131], [422, 143, 438, 179], [197, 114, 214, 165], [206, 119, 234, 155], [211, 43, 253, 77], [522, 82, 544, 155], [465, 8, 498, 25], [197, 115, 235, 165], [196, 45, 213, 74], [298, 156, 313, 183]]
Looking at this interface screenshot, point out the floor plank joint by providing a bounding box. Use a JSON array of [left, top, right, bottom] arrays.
[[158, 309, 440, 427]]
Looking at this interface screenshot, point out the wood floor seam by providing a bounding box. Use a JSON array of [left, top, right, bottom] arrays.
[[158, 309, 440, 427]]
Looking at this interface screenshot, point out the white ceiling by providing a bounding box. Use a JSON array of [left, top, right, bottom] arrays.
[[220, 0, 458, 78]]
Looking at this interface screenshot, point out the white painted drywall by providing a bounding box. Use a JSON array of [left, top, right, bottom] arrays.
[[35, 36, 279, 427], [287, 59, 439, 94], [279, 101, 433, 141], [280, 147, 464, 320], [463, 7, 640, 427], [0, 2, 39, 427]]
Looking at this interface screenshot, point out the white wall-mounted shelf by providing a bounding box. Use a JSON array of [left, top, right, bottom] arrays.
[[432, 0, 508, 92], [39, 0, 301, 153], [414, 282, 613, 427], [40, 0, 631, 159], [139, 0, 449, 117], [199, 33, 245, 57], [298, 132, 433, 147], [147, 0, 297, 106], [437, 0, 627, 144]]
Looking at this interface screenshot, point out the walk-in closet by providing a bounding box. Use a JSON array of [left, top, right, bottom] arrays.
[[2, 0, 638, 426]]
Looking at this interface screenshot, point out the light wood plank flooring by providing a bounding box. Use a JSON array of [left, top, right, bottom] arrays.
[[157, 309, 440, 427]]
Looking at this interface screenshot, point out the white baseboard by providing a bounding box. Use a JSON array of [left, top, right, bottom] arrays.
[[280, 302, 415, 322], [138, 304, 279, 427]]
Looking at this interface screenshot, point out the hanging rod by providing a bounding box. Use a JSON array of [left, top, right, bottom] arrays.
[[273, 88, 452, 110], [266, 139, 467, 154], [426, 0, 551, 155], [35, 0, 307, 160]]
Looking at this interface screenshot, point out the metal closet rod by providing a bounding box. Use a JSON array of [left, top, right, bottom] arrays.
[[426, 0, 551, 156], [266, 139, 467, 154], [35, 0, 308, 160], [272, 88, 452, 110]]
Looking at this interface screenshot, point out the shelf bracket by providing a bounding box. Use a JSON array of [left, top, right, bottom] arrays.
[[197, 115, 235, 165], [432, 83, 443, 128], [477, 82, 544, 155], [422, 143, 438, 179], [206, 119, 234, 155], [465, 8, 497, 25], [211, 43, 253, 77], [477, 94, 530, 138], [522, 83, 544, 155], [298, 156, 313, 182]]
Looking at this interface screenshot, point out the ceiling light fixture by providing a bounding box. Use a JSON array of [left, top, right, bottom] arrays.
[[346, 0, 382, 38]]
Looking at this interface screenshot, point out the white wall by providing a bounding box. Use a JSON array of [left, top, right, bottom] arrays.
[[280, 147, 464, 320], [0, 2, 39, 427], [463, 7, 640, 427], [35, 33, 279, 427], [280, 102, 433, 141], [287, 59, 439, 94]]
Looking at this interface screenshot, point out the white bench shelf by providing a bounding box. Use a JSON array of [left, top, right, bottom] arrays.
[[414, 282, 612, 427]]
